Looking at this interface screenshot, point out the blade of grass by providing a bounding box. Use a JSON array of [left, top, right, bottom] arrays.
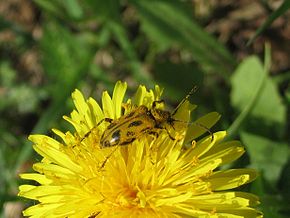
[[247, 0, 290, 46], [132, 0, 236, 79]]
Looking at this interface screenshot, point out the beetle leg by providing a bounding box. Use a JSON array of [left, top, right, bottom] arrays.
[[99, 146, 118, 169], [165, 128, 176, 140], [194, 122, 214, 142], [155, 125, 176, 140], [148, 131, 159, 138], [97, 118, 113, 126], [81, 118, 113, 142], [170, 120, 176, 131]]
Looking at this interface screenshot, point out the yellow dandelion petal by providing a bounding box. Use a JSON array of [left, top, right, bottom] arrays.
[[133, 84, 161, 107], [133, 85, 148, 106], [29, 136, 82, 174], [20, 173, 52, 185], [112, 81, 127, 118], [218, 208, 263, 218], [19, 185, 63, 200], [171, 158, 222, 186], [205, 169, 258, 190], [204, 141, 245, 165], [87, 97, 104, 122], [33, 147, 81, 172], [102, 90, 115, 119], [155, 192, 193, 207], [18, 185, 37, 198], [23, 203, 63, 217], [72, 89, 94, 128], [19, 82, 262, 218], [63, 111, 84, 135], [184, 111, 221, 142], [28, 135, 60, 150], [86, 98, 105, 132], [173, 99, 195, 122], [153, 84, 163, 100], [51, 128, 66, 142], [190, 131, 227, 158], [32, 163, 76, 179]]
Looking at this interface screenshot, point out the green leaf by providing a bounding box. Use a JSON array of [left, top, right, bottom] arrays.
[[241, 131, 288, 185], [132, 0, 236, 77], [247, 0, 290, 45], [231, 57, 265, 113], [230, 56, 286, 137], [251, 78, 285, 126], [228, 56, 267, 139]]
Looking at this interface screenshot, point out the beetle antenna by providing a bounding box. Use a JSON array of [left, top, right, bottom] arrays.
[[171, 86, 198, 116], [173, 119, 214, 141]]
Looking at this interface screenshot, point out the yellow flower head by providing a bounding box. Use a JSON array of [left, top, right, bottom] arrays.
[[19, 81, 262, 218]]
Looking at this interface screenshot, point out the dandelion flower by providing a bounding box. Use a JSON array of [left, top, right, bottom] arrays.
[[19, 81, 262, 217]]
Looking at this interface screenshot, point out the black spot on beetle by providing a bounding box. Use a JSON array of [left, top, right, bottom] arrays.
[[120, 137, 136, 146], [128, 120, 143, 128], [112, 129, 121, 139], [103, 129, 121, 147], [103, 140, 111, 147], [148, 131, 159, 137], [126, 131, 135, 137], [141, 127, 151, 133]]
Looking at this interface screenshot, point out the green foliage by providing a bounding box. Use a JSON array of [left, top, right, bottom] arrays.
[[41, 22, 93, 99], [133, 0, 235, 77], [0, 0, 289, 217]]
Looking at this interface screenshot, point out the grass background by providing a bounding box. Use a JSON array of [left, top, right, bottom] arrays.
[[0, 0, 289, 217]]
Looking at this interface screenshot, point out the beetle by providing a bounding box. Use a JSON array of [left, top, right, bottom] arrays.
[[99, 87, 198, 148], [82, 86, 213, 168], [100, 102, 174, 148]]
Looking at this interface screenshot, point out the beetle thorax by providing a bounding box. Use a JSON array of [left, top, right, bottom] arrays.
[[150, 108, 170, 124]]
